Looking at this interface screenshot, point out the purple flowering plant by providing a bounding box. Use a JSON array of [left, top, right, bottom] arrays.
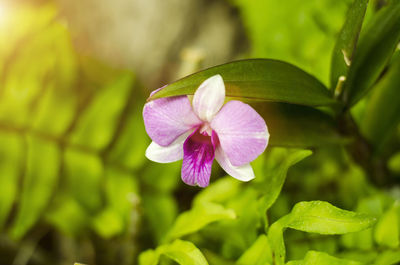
[[143, 75, 269, 187]]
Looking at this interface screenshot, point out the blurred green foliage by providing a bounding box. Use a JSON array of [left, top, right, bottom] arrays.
[[0, 0, 400, 265]]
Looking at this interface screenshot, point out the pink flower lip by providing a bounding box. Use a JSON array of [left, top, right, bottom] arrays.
[[143, 74, 269, 187]]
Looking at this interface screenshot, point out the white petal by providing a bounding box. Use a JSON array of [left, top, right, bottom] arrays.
[[215, 146, 255, 181], [192, 74, 225, 122], [145, 131, 192, 163]]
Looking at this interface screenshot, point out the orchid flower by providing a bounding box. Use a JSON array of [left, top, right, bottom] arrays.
[[143, 75, 269, 187]]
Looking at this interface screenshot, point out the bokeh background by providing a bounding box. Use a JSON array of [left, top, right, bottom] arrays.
[[1, 0, 399, 264]]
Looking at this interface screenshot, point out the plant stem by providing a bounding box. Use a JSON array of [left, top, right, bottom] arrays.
[[338, 113, 389, 187]]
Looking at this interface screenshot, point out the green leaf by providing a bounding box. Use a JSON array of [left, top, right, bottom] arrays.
[[258, 149, 312, 225], [165, 202, 236, 241], [237, 234, 273, 265], [287, 201, 376, 234], [45, 196, 89, 237], [361, 56, 400, 151], [291, 251, 362, 265], [69, 73, 134, 150], [149, 59, 338, 107], [139, 240, 209, 265], [106, 95, 149, 171], [267, 201, 376, 265], [374, 250, 400, 265], [142, 193, 178, 244], [10, 136, 60, 239], [138, 249, 159, 265], [374, 203, 400, 248], [92, 208, 124, 239], [193, 177, 241, 206], [330, 0, 369, 92], [341, 1, 400, 106], [253, 103, 344, 148], [92, 167, 139, 238], [0, 132, 23, 230], [64, 149, 103, 212], [267, 215, 291, 265]]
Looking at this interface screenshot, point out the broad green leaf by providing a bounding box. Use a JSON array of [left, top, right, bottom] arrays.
[[253, 103, 343, 148], [149, 59, 338, 107], [193, 177, 241, 206], [341, 1, 400, 106], [202, 250, 235, 265], [290, 251, 362, 265], [361, 56, 400, 151], [165, 202, 236, 241], [341, 194, 386, 250], [374, 250, 400, 265], [0, 20, 75, 128], [258, 149, 312, 226], [104, 166, 139, 217], [0, 132, 23, 229], [92, 167, 139, 238], [139, 239, 209, 265], [45, 196, 89, 237], [330, 0, 369, 92], [201, 188, 260, 259], [10, 136, 60, 239], [237, 234, 272, 265], [374, 203, 400, 248], [64, 149, 103, 212], [139, 249, 159, 265], [107, 95, 149, 171], [287, 201, 376, 234], [69, 73, 134, 150], [92, 207, 124, 239], [142, 193, 178, 244], [158, 240, 209, 265], [267, 201, 376, 265], [30, 23, 78, 135]]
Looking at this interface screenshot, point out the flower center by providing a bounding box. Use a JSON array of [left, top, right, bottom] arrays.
[[199, 122, 212, 136]]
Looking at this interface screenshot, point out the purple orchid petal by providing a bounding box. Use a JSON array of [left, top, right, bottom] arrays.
[[145, 130, 193, 163], [212, 132, 255, 181], [192, 75, 225, 122], [143, 96, 202, 146], [181, 129, 215, 187], [210, 100, 269, 166]]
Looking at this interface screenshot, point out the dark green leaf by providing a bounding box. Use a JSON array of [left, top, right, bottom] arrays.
[[149, 59, 338, 107], [361, 56, 400, 151], [253, 103, 344, 148], [341, 1, 400, 106], [330, 0, 369, 92]]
